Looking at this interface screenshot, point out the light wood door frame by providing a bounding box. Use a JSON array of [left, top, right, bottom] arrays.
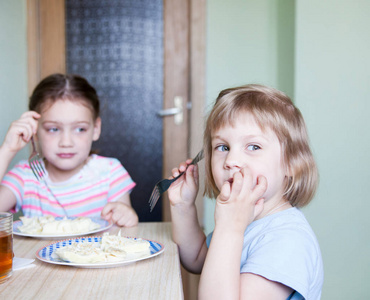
[[162, 1, 206, 299], [27, 1, 206, 298], [27, 0, 66, 94], [162, 0, 190, 222]]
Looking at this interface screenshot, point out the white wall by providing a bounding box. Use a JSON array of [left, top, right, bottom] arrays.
[[205, 0, 370, 298], [0, 0, 29, 168]]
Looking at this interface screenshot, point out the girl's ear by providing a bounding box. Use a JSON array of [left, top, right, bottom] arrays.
[[93, 117, 102, 141]]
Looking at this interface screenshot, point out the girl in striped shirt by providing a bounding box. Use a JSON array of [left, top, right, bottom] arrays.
[[0, 74, 138, 227]]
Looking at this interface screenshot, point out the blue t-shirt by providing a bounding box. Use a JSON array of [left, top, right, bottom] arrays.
[[206, 207, 323, 300]]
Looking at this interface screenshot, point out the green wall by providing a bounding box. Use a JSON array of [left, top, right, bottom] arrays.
[[205, 0, 370, 298], [205, 0, 295, 230], [0, 0, 29, 168], [206, 0, 294, 100], [295, 1, 370, 299]]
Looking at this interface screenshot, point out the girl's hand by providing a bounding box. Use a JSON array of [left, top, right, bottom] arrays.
[[1, 111, 40, 154], [215, 167, 267, 234], [101, 201, 139, 227], [167, 159, 199, 208]]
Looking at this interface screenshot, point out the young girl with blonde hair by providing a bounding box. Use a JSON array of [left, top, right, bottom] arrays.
[[168, 84, 323, 299], [0, 73, 138, 227]]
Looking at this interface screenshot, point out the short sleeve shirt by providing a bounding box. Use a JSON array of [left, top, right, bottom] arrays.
[[1, 155, 136, 217], [207, 208, 323, 300]]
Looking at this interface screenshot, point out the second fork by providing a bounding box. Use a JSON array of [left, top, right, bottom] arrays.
[[149, 149, 204, 212], [29, 136, 46, 181]]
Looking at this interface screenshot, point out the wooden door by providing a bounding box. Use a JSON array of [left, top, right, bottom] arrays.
[[27, 0, 205, 298]]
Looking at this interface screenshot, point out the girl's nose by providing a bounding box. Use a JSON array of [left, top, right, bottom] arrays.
[[224, 150, 244, 170], [59, 131, 73, 147]]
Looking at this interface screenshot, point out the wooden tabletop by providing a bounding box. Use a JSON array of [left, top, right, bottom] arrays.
[[0, 222, 183, 300]]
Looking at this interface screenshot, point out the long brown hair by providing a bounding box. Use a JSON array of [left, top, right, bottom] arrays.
[[29, 73, 100, 120]]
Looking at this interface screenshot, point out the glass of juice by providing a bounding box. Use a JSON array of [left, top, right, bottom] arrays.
[[0, 212, 12, 283]]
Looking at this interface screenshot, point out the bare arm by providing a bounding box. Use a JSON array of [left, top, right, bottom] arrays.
[[240, 273, 293, 299], [0, 111, 40, 212], [170, 190, 208, 273], [0, 185, 17, 212], [199, 226, 292, 299], [168, 162, 208, 273], [0, 144, 18, 186], [197, 167, 294, 300]]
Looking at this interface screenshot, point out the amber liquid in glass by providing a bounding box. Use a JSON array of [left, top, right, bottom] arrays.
[[0, 232, 13, 282]]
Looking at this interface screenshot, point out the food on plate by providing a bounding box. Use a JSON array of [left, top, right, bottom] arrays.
[[55, 242, 119, 263], [101, 232, 151, 254], [18, 216, 101, 235], [54, 231, 151, 263]]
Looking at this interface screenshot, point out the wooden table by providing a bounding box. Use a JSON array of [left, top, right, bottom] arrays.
[[0, 222, 183, 300]]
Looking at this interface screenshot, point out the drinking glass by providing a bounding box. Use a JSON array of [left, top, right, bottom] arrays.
[[0, 212, 13, 283]]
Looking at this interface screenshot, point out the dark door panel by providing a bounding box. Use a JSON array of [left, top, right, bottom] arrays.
[[66, 0, 163, 221]]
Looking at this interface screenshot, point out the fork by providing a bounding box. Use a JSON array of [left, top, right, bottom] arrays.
[[29, 136, 46, 181], [149, 149, 204, 212]]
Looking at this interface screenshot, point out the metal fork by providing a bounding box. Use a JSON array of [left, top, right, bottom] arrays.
[[149, 149, 204, 212], [29, 137, 46, 181]]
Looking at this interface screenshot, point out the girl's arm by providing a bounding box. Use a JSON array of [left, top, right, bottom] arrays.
[[200, 225, 293, 299], [0, 134, 18, 211], [0, 125, 17, 211], [0, 180, 18, 212], [168, 162, 208, 273], [198, 167, 294, 299], [0, 111, 39, 179], [0, 144, 18, 186], [240, 273, 293, 299], [0, 111, 40, 211]]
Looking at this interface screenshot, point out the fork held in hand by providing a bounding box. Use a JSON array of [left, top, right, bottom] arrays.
[[149, 149, 204, 212], [29, 136, 46, 181]]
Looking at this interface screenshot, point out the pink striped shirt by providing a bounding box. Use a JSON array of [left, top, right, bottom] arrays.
[[1, 155, 136, 217]]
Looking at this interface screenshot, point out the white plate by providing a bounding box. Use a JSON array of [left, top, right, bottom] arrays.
[[13, 217, 113, 239], [36, 236, 165, 268]]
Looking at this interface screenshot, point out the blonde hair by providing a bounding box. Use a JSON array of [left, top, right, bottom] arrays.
[[203, 84, 318, 207]]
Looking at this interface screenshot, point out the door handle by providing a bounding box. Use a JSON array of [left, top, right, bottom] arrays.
[[157, 96, 183, 125]]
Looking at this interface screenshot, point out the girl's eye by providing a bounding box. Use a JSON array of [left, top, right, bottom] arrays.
[[47, 127, 58, 133], [247, 144, 261, 151], [76, 127, 87, 133], [215, 145, 229, 152]]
